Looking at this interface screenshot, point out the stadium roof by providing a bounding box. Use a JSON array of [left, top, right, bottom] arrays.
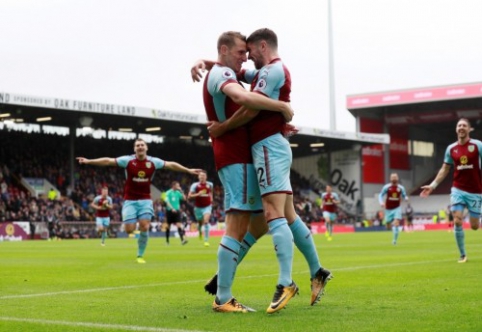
[[0, 91, 389, 157], [346, 82, 482, 143]]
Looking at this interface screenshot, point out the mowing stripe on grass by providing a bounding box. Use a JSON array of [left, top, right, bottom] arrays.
[[0, 317, 211, 332], [0, 258, 456, 300]]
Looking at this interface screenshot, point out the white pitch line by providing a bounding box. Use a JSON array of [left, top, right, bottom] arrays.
[[332, 258, 454, 272], [0, 258, 455, 300], [0, 317, 211, 332], [0, 279, 209, 300]]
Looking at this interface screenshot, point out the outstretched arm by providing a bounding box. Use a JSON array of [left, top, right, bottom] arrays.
[[164, 161, 202, 176], [420, 163, 451, 197], [76, 157, 116, 167]]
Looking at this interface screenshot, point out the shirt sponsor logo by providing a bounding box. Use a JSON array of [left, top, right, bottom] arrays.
[[388, 192, 400, 201], [457, 155, 473, 170], [457, 164, 474, 170], [133, 171, 149, 182]]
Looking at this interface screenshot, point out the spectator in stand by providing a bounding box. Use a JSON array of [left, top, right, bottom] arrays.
[[0, 180, 8, 201], [48, 188, 57, 201]]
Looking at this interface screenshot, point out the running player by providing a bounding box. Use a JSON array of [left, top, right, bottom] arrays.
[[188, 170, 213, 247], [420, 118, 482, 263], [321, 185, 340, 241], [379, 173, 409, 245], [77, 138, 201, 263], [91, 186, 113, 246]]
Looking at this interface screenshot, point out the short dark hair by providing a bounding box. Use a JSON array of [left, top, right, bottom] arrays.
[[458, 118, 471, 127], [217, 31, 246, 52], [247, 28, 278, 49], [134, 138, 147, 146]]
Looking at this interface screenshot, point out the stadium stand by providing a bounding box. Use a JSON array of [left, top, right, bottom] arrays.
[[1, 128, 356, 239]]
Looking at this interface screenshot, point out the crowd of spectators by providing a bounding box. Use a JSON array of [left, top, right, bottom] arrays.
[[0, 129, 345, 238]]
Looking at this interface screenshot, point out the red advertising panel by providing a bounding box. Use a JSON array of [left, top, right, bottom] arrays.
[[389, 127, 409, 170], [360, 118, 385, 183]]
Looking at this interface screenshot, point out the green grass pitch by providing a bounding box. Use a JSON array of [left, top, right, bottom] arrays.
[[1, 230, 481, 332]]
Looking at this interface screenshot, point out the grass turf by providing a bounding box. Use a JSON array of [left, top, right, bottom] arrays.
[[1, 230, 481, 332]]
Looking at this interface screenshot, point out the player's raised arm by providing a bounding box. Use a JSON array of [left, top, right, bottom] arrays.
[[164, 161, 202, 176], [76, 157, 116, 167]]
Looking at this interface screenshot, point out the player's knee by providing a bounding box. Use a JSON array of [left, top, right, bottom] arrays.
[[453, 216, 463, 225]]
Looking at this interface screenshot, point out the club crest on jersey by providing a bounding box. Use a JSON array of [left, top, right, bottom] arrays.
[[146, 162, 152, 169], [256, 78, 267, 91], [223, 71, 232, 78], [468, 145, 475, 153], [138, 171, 146, 178]]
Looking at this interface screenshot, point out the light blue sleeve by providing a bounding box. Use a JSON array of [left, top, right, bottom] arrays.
[[208, 181, 214, 189], [116, 155, 133, 168], [443, 144, 454, 165], [241, 68, 258, 84], [189, 182, 197, 193], [378, 185, 388, 205], [93, 195, 101, 204], [209, 66, 237, 95], [333, 193, 340, 201], [475, 140, 482, 159], [149, 156, 165, 170], [400, 185, 408, 199], [107, 196, 113, 204], [253, 64, 283, 98]]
